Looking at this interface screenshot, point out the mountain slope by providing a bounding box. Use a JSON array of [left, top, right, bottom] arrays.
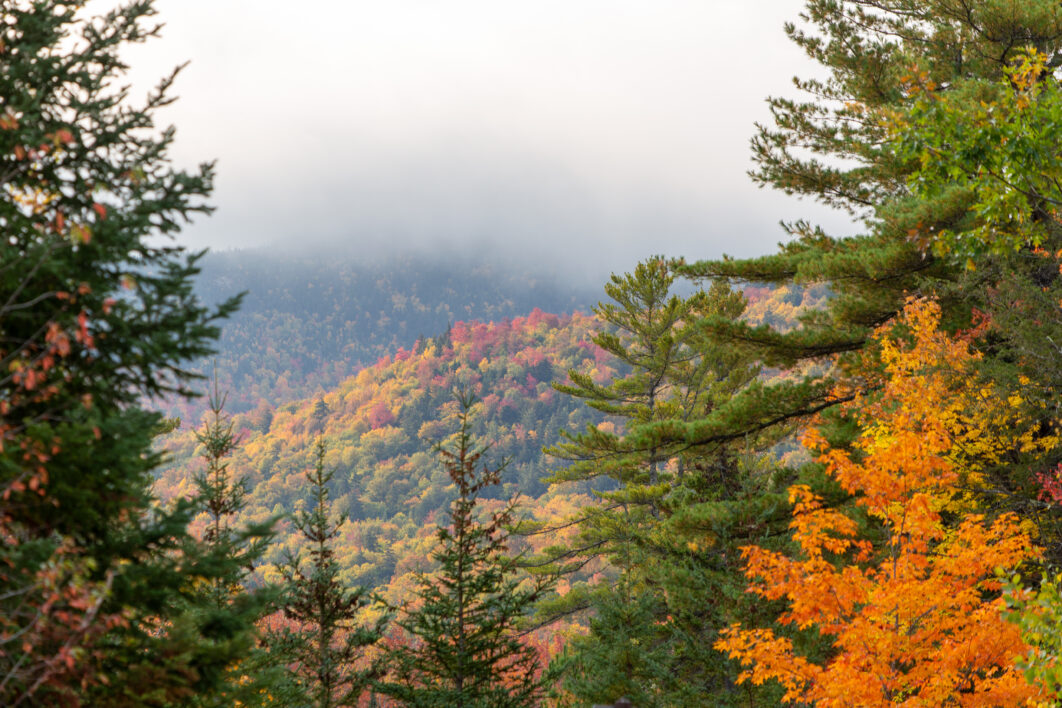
[[156, 310, 610, 593], [167, 250, 602, 419]]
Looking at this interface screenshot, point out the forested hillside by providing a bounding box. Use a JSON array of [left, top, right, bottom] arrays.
[[165, 250, 602, 418], [156, 310, 611, 595]]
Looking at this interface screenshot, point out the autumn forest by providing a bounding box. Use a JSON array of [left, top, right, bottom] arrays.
[[5, 1, 1062, 707]]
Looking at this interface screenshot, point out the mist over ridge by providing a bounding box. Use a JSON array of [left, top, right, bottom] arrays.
[[175, 246, 611, 418]]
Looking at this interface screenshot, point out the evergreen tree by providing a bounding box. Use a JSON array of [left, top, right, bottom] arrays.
[[269, 438, 387, 708], [194, 378, 260, 605], [656, 0, 1062, 557], [0, 1, 247, 703], [555, 590, 670, 707], [542, 260, 757, 571], [662, 0, 1062, 439], [378, 395, 554, 707], [537, 260, 782, 705], [311, 398, 330, 432], [185, 376, 285, 707], [616, 2, 1062, 702]]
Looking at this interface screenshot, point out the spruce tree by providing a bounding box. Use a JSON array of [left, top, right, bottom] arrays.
[[0, 1, 248, 703], [185, 377, 284, 707], [378, 395, 554, 708], [269, 438, 387, 708]]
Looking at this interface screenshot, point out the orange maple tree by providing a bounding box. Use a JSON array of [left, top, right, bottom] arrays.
[[715, 299, 1043, 706]]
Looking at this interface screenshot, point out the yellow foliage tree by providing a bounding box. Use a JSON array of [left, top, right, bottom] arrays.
[[716, 299, 1044, 706]]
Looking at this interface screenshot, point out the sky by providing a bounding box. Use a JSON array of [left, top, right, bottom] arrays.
[[100, 0, 855, 278]]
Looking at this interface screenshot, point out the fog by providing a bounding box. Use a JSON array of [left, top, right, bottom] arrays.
[[99, 0, 856, 281]]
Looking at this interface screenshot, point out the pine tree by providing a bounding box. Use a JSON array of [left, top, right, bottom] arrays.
[[542, 260, 701, 593], [538, 260, 782, 705], [554, 585, 670, 707], [542, 259, 758, 571], [655, 0, 1062, 559], [194, 378, 260, 603], [378, 394, 554, 707], [269, 438, 387, 708], [663, 0, 1062, 443], [0, 1, 247, 703], [610, 4, 1062, 702]]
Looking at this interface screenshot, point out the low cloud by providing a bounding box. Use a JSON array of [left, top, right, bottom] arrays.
[[102, 0, 856, 282]]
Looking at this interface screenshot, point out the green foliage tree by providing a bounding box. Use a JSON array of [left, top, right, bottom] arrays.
[[635, 4, 1062, 703], [887, 46, 1062, 505], [378, 395, 554, 707], [542, 259, 707, 589], [553, 588, 670, 707], [269, 438, 388, 708], [539, 260, 784, 705], [542, 259, 757, 566], [891, 48, 1062, 259], [1005, 569, 1062, 701], [0, 1, 245, 703]]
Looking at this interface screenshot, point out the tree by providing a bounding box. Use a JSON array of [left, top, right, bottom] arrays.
[[1004, 569, 1062, 703], [664, 0, 1062, 491], [716, 299, 1043, 705], [0, 1, 243, 703], [667, 10, 1062, 683], [656, 20, 1062, 704], [268, 438, 387, 708], [378, 395, 554, 707], [542, 259, 757, 577], [185, 377, 284, 707], [887, 47, 1062, 498], [540, 260, 710, 604], [538, 260, 783, 706]]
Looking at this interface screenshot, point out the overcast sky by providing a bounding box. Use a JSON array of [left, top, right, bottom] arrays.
[[101, 0, 854, 278]]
